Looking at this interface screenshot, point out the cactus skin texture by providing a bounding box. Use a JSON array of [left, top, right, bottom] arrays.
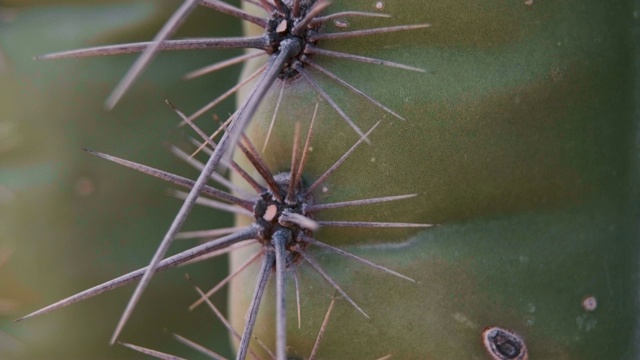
[[230, 0, 639, 359]]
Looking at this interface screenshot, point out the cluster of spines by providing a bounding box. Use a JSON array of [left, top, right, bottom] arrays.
[[21, 0, 433, 359]]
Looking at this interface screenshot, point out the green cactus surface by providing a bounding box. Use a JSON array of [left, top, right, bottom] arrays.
[[229, 0, 639, 359]]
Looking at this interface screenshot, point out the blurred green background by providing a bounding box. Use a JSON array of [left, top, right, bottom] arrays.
[[0, 1, 244, 358]]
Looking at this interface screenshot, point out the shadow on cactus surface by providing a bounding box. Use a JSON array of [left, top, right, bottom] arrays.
[[4, 0, 639, 359]]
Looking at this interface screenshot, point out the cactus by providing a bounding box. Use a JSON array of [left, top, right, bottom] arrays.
[[234, 0, 639, 358], [4, 0, 639, 359]]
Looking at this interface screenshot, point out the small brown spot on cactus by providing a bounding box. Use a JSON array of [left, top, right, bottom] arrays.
[[482, 327, 528, 360], [582, 296, 597, 312]]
